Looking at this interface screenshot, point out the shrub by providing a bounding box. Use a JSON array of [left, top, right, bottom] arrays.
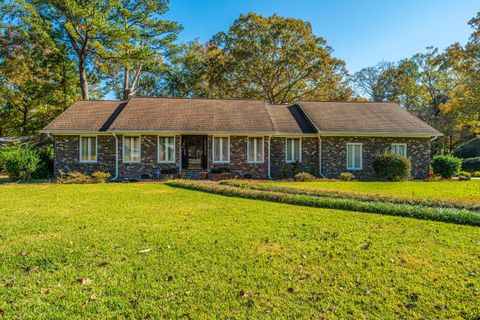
[[473, 171, 480, 177], [462, 157, 480, 173], [59, 171, 111, 184], [457, 171, 471, 181], [339, 172, 355, 181], [59, 172, 93, 184], [0, 145, 40, 180], [294, 172, 316, 182], [431, 155, 462, 179], [32, 145, 54, 178], [91, 171, 111, 183], [160, 168, 178, 175], [373, 153, 411, 181], [210, 167, 231, 174]]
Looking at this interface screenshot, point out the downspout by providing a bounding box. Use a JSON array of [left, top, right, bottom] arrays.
[[318, 135, 326, 178], [113, 133, 119, 180], [268, 136, 271, 179]]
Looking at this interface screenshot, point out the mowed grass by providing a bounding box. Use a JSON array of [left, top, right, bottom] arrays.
[[0, 183, 479, 319], [262, 180, 480, 206]]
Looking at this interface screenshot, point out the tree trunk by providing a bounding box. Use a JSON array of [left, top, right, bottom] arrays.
[[122, 65, 142, 100], [21, 108, 28, 135], [122, 67, 130, 100], [79, 60, 89, 100]]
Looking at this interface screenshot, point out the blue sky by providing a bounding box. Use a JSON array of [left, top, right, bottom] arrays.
[[164, 0, 478, 73]]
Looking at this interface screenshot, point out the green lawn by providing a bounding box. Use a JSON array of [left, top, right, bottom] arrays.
[[1, 183, 479, 319], [262, 180, 480, 206]]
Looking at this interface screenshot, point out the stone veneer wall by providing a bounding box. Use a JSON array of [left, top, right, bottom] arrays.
[[54, 135, 431, 180], [118, 135, 181, 179], [320, 136, 431, 180], [54, 135, 116, 177], [208, 135, 269, 179], [54, 135, 181, 179], [270, 137, 319, 178]]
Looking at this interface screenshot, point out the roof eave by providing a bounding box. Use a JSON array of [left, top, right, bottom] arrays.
[[318, 131, 443, 137]]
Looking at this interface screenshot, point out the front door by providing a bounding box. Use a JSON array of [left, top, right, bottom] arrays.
[[182, 136, 207, 169]]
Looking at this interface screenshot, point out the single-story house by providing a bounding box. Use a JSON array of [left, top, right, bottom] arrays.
[[42, 97, 442, 180]]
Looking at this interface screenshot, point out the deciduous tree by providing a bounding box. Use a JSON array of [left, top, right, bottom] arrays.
[[206, 13, 352, 103]]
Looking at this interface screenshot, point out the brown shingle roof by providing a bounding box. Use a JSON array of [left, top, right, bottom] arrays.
[[266, 104, 316, 134], [42, 100, 127, 132], [108, 97, 277, 133], [42, 98, 442, 136], [298, 101, 442, 136]]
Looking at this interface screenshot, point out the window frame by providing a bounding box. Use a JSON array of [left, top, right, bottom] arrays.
[[391, 143, 407, 157], [285, 137, 302, 163], [79, 135, 97, 163], [247, 137, 264, 163], [157, 135, 176, 163], [122, 135, 142, 164], [346, 143, 363, 170], [212, 136, 230, 164]]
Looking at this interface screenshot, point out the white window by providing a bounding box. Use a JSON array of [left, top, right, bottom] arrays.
[[346, 143, 362, 170], [213, 136, 230, 163], [79, 136, 97, 163], [247, 137, 264, 163], [391, 143, 407, 157], [158, 136, 175, 163], [286, 138, 301, 163], [123, 136, 141, 163]]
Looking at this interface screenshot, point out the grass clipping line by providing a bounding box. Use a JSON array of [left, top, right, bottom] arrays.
[[220, 180, 480, 211], [165, 180, 480, 227]]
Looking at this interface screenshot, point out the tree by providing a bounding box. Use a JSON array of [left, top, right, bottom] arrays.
[[442, 13, 480, 136], [152, 40, 208, 97], [102, 0, 181, 100], [32, 0, 116, 100], [0, 0, 78, 135], [205, 13, 352, 103], [351, 61, 396, 101]]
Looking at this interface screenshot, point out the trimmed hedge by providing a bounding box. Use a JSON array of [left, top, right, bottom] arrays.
[[462, 157, 480, 173], [166, 180, 480, 226], [219, 180, 480, 211], [431, 155, 462, 179], [373, 153, 411, 181]]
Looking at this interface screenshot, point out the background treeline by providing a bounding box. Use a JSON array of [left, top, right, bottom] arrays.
[[0, 0, 478, 154]]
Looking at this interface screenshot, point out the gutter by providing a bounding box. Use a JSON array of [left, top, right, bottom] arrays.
[[113, 133, 119, 180]]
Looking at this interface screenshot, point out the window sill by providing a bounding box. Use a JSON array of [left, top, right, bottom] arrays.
[[213, 161, 230, 164], [347, 168, 362, 171], [79, 161, 97, 164], [158, 161, 176, 164]]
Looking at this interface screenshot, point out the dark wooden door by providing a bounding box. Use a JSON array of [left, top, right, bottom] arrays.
[[182, 136, 207, 169]]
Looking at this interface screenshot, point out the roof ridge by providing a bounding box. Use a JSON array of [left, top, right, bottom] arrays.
[[298, 100, 396, 104], [132, 96, 266, 102], [76, 99, 127, 102]]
